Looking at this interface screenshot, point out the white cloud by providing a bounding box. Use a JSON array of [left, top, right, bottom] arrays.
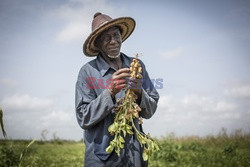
[[158, 94, 175, 111], [0, 93, 81, 140], [41, 109, 74, 127], [217, 112, 241, 120], [38, 108, 81, 140], [56, 22, 89, 43], [160, 47, 183, 59], [182, 94, 237, 113], [143, 92, 245, 137], [1, 94, 53, 112], [0, 78, 17, 87], [51, 0, 118, 43], [214, 101, 237, 112], [182, 94, 213, 112], [224, 84, 250, 99]]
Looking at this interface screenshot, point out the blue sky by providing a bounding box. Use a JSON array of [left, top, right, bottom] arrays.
[[0, 0, 250, 140]]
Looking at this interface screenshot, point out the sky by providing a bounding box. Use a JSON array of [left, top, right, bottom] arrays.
[[0, 0, 250, 140]]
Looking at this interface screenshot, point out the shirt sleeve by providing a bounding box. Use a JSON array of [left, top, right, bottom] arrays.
[[138, 61, 160, 119], [75, 69, 115, 129]]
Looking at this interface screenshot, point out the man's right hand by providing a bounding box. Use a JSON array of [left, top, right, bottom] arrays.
[[108, 68, 130, 98]]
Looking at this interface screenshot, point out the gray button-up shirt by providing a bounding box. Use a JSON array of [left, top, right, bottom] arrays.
[[75, 53, 159, 167]]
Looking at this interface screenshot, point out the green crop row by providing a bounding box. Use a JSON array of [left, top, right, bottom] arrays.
[[0, 131, 250, 167], [149, 132, 250, 167]]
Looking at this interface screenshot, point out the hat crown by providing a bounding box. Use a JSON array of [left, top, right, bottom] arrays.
[[92, 12, 112, 31]]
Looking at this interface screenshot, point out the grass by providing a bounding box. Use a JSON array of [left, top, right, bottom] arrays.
[[149, 131, 250, 167], [30, 141, 84, 167], [0, 140, 84, 167], [0, 130, 250, 167]]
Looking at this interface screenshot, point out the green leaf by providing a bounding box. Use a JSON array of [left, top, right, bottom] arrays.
[[119, 136, 125, 143], [141, 138, 146, 144], [108, 124, 115, 133], [122, 129, 126, 137], [126, 125, 132, 129], [118, 114, 124, 120], [0, 108, 7, 138], [115, 147, 120, 156], [119, 142, 124, 149], [106, 145, 114, 153], [142, 150, 148, 161], [155, 144, 160, 151], [154, 142, 160, 151], [27, 139, 36, 148], [127, 129, 134, 135], [110, 140, 116, 146]]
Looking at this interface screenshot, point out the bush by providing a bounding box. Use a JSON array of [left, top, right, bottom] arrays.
[[0, 140, 36, 167]]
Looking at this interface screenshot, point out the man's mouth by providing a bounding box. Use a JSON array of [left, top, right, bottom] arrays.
[[109, 47, 119, 51]]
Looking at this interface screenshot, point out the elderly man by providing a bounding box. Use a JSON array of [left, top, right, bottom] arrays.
[[75, 12, 159, 167]]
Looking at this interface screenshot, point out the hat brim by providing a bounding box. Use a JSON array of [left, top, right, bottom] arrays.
[[83, 17, 136, 57]]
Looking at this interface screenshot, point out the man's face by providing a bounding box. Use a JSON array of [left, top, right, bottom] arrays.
[[98, 27, 122, 58]]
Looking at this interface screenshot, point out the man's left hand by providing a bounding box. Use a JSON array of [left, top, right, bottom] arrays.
[[128, 76, 143, 98]]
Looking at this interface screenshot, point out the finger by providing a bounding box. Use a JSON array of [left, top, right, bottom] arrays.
[[128, 80, 143, 89], [113, 79, 127, 85], [129, 77, 136, 82], [113, 72, 131, 80], [127, 81, 136, 89], [113, 68, 130, 75], [128, 78, 143, 85], [114, 83, 127, 90]]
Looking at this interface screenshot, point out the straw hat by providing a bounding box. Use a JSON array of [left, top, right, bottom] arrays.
[[83, 12, 136, 57]]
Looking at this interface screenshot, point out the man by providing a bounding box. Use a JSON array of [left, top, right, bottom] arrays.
[[75, 12, 159, 167]]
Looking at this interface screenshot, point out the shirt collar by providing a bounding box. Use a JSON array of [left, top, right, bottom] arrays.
[[121, 52, 131, 68], [96, 53, 110, 77], [96, 52, 131, 77]]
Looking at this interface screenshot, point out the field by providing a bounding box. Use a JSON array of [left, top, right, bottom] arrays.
[[1, 130, 250, 167]]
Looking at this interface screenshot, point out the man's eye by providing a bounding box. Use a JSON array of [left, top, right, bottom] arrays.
[[103, 36, 110, 41], [113, 33, 120, 39]]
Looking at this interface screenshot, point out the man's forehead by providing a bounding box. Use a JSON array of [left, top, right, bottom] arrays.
[[102, 26, 120, 35]]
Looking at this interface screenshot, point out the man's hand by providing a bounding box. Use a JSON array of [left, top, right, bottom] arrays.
[[128, 76, 143, 98], [108, 68, 130, 98]]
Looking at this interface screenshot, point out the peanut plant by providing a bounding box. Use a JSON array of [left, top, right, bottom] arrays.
[[106, 54, 159, 161]]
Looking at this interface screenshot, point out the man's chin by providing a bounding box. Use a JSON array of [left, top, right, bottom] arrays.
[[107, 53, 120, 59]]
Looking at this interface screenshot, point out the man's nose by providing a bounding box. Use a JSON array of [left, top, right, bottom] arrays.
[[109, 36, 117, 44]]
